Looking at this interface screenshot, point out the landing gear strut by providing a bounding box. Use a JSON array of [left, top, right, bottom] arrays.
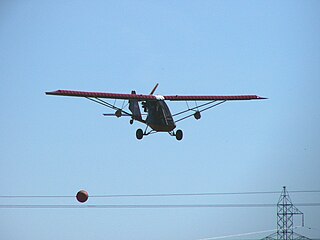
[[168, 129, 183, 141], [136, 127, 183, 141]]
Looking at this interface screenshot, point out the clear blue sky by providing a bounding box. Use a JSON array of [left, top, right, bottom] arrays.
[[1, 1, 320, 239]]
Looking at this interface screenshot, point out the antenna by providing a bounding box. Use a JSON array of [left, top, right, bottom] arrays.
[[149, 83, 159, 95]]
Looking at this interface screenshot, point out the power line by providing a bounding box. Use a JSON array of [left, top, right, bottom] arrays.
[[93, 190, 320, 198], [197, 227, 302, 240], [1, 190, 320, 199], [1, 203, 320, 209], [196, 226, 320, 240]]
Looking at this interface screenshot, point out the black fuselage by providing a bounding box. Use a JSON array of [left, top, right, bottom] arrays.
[[145, 100, 176, 132]]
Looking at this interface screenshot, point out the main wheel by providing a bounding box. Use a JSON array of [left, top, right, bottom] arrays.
[[136, 128, 144, 140], [175, 129, 183, 141]]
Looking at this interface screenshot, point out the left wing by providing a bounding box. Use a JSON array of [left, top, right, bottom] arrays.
[[46, 90, 150, 123], [45, 90, 157, 101]]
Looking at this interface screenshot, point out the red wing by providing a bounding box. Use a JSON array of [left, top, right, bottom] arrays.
[[45, 90, 157, 101], [46, 90, 267, 101], [163, 95, 266, 101]]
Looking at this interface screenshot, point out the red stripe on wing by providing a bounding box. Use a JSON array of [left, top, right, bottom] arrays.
[[163, 95, 267, 101], [45, 90, 157, 100]]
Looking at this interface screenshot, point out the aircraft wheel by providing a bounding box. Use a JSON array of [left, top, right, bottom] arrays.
[[136, 129, 144, 140], [175, 129, 183, 141], [130, 119, 134, 125]]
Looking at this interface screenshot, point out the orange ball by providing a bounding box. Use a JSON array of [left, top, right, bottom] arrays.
[[76, 190, 89, 203]]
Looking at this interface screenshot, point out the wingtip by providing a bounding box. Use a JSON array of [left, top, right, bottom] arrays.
[[45, 90, 57, 95], [257, 96, 268, 100], [45, 90, 64, 95]]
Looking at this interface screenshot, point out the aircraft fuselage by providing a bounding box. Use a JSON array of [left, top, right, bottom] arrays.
[[145, 100, 176, 132]]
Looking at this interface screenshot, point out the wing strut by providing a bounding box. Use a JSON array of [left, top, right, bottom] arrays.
[[174, 100, 226, 123], [86, 97, 146, 123]]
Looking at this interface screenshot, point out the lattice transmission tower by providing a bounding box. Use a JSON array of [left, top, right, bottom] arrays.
[[262, 186, 311, 240]]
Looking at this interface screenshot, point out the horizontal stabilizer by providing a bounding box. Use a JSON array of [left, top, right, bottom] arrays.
[[103, 113, 147, 117]]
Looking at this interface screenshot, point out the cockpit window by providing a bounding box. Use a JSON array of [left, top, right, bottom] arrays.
[[158, 101, 172, 119]]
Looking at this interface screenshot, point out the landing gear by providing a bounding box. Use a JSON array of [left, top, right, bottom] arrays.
[[168, 129, 183, 141], [135, 126, 156, 140], [175, 129, 183, 141], [130, 119, 134, 125], [136, 128, 144, 140], [135, 127, 183, 141]]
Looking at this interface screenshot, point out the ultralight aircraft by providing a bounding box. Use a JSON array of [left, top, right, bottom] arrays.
[[46, 84, 266, 140]]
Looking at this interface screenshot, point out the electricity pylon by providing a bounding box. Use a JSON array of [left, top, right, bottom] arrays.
[[262, 186, 311, 240]]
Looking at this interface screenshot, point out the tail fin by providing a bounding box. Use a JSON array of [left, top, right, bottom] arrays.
[[129, 90, 142, 120]]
